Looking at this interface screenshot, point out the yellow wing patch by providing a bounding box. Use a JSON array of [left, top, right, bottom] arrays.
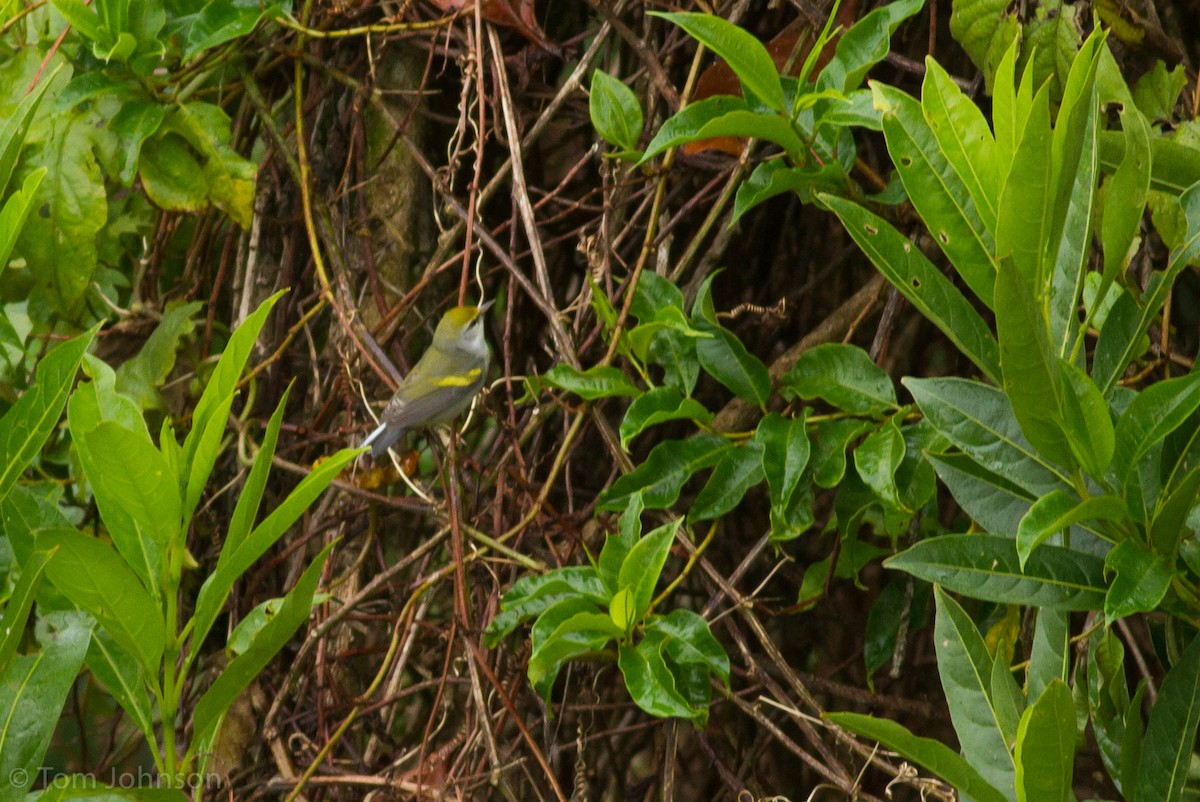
[[435, 368, 482, 387]]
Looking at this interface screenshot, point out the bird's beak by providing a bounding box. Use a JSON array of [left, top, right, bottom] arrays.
[[478, 300, 495, 315]]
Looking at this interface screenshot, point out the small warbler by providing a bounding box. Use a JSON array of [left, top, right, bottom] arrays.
[[361, 301, 492, 459]]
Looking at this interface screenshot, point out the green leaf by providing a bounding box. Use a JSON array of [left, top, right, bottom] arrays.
[[1095, 183, 1200, 394], [695, 324, 770, 407], [484, 566, 609, 645], [1015, 490, 1126, 568], [932, 586, 1017, 796], [114, 300, 203, 410], [0, 67, 57, 199], [1103, 539, 1171, 624], [1112, 370, 1200, 486], [1027, 609, 1069, 703], [810, 418, 870, 488], [139, 132, 207, 212], [599, 495, 643, 597], [619, 638, 699, 722], [168, 0, 287, 61], [15, 104, 108, 313], [644, 608, 730, 688], [0, 169, 45, 279], [1131, 60, 1187, 122], [183, 290, 284, 520], [543, 364, 640, 400], [886, 535, 1106, 611], [994, 259, 1074, 470], [36, 528, 163, 675], [874, 81, 997, 306], [0, 549, 53, 675], [639, 96, 751, 164], [1014, 679, 1076, 802], [781, 343, 896, 415], [690, 440, 764, 521], [0, 326, 97, 502], [949, 0, 1021, 94], [1133, 630, 1200, 802], [72, 421, 179, 593], [224, 385, 289, 568], [619, 387, 713, 449], [755, 411, 811, 518], [189, 541, 334, 762], [0, 611, 93, 796], [821, 195, 1001, 383], [1088, 629, 1132, 794], [109, 98, 166, 185], [1098, 106, 1151, 303], [528, 607, 620, 702], [817, 0, 925, 93], [590, 70, 643, 152], [85, 628, 155, 746], [927, 451, 1037, 537], [618, 520, 678, 620], [996, 78, 1054, 286], [905, 377, 1069, 495], [826, 712, 1009, 802], [1057, 357, 1114, 477], [598, 435, 730, 511], [854, 415, 906, 510], [189, 447, 359, 655], [651, 13, 785, 112]]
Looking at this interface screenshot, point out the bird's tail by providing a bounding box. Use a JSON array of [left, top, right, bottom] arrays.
[[361, 421, 406, 459]]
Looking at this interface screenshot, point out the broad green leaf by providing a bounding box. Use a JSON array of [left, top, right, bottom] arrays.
[[905, 378, 1069, 495], [609, 588, 636, 633], [950, 0, 1021, 94], [598, 435, 730, 511], [0, 325, 97, 501], [618, 520, 678, 619], [886, 535, 1106, 611], [781, 343, 896, 415], [36, 528, 163, 675], [1057, 357, 1114, 477], [1149, 462, 1200, 558], [114, 300, 203, 410], [1131, 61, 1188, 122], [1133, 630, 1200, 802], [639, 97, 751, 164], [810, 418, 870, 488], [1112, 370, 1200, 486], [1045, 31, 1102, 354], [0, 611, 92, 796], [921, 57, 999, 230], [139, 132, 207, 212], [109, 98, 166, 185], [590, 70, 643, 152], [1093, 288, 1145, 394], [528, 607, 619, 702], [652, 13, 785, 112], [85, 628, 155, 746], [644, 608, 730, 687], [189, 541, 334, 761], [821, 195, 1001, 383], [734, 159, 850, 219], [1089, 629, 1132, 794], [15, 100, 109, 312], [874, 81, 997, 306], [817, 0, 924, 93], [1015, 490, 1125, 567], [484, 567, 608, 645], [0, 68, 57, 199], [168, 0, 288, 61], [1027, 609, 1069, 703], [183, 290, 284, 514], [995, 78, 1054, 286], [690, 441, 764, 521], [0, 549, 53, 675], [826, 713, 1009, 802], [1095, 183, 1200, 394], [1103, 539, 1171, 624], [224, 385, 290, 564], [926, 451, 1037, 537], [994, 259, 1074, 470], [755, 411, 811, 516], [1097, 106, 1151, 315], [854, 415, 905, 510], [932, 586, 1017, 797], [1014, 679, 1075, 802], [630, 271, 686, 320], [619, 638, 699, 722], [695, 324, 770, 407], [542, 364, 640, 400], [599, 495, 643, 597], [0, 169, 45, 278], [619, 387, 713, 449], [189, 447, 359, 655]]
